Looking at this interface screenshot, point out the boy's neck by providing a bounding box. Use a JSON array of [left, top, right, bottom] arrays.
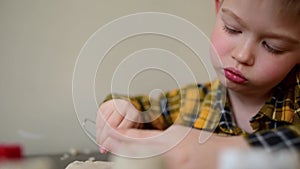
[[227, 89, 272, 133]]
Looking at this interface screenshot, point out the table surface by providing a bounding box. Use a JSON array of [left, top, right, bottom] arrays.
[[26, 151, 111, 169]]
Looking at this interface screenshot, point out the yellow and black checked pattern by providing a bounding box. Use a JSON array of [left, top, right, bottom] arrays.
[[103, 65, 300, 151]]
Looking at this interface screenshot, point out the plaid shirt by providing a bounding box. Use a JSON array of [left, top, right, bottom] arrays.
[[105, 66, 300, 151]]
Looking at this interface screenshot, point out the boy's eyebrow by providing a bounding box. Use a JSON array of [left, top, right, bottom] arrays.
[[221, 8, 299, 44], [221, 8, 247, 28], [265, 32, 299, 44]]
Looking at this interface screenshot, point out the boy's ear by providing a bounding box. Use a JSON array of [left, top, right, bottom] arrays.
[[215, 0, 223, 14]]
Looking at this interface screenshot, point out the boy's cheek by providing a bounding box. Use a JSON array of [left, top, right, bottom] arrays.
[[210, 30, 230, 59]]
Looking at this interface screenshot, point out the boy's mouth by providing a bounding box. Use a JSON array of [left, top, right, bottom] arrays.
[[224, 67, 248, 84]]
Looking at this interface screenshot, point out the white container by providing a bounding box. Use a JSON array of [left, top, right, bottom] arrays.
[[218, 149, 300, 169]]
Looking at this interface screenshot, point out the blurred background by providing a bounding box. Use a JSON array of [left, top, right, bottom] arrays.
[[0, 0, 215, 156]]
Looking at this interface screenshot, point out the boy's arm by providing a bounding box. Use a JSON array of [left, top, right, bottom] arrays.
[[102, 92, 174, 130], [102, 83, 209, 130]]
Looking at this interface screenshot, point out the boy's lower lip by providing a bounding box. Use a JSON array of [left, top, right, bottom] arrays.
[[224, 68, 248, 84]]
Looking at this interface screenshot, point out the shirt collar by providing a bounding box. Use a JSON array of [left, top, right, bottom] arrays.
[[217, 65, 299, 134]]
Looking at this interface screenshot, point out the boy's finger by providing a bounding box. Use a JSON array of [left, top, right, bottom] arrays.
[[96, 108, 113, 134], [118, 109, 142, 129], [99, 136, 125, 154]]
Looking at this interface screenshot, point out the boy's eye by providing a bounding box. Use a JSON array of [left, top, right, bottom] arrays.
[[262, 41, 284, 55], [223, 25, 242, 34]]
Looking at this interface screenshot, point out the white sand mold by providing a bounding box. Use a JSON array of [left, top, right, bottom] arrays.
[[66, 161, 114, 169]]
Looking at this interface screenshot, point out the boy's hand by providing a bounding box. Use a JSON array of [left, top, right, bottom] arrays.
[[96, 99, 142, 153], [106, 125, 249, 169]]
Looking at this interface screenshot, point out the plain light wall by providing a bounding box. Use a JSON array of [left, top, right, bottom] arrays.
[[0, 0, 215, 155]]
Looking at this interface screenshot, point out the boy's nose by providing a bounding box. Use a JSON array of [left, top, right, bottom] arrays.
[[231, 39, 255, 66]]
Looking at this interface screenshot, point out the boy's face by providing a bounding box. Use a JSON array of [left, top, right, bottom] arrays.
[[210, 0, 300, 95]]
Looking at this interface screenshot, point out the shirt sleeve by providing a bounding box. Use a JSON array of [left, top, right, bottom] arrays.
[[244, 125, 300, 152], [101, 89, 179, 130], [102, 83, 209, 130]]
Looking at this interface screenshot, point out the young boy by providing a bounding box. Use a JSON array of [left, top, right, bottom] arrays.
[[96, 0, 300, 168]]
